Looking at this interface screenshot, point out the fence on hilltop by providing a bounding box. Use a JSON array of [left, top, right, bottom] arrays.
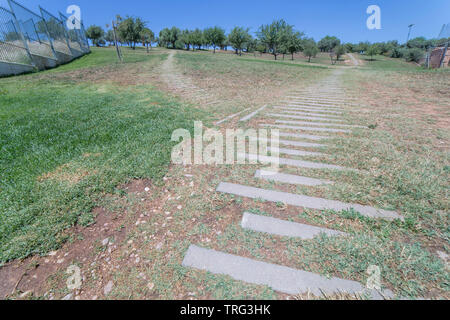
[[0, 0, 90, 77]]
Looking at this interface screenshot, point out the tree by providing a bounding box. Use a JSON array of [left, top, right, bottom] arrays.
[[318, 36, 340, 52], [344, 43, 356, 53], [203, 26, 226, 53], [86, 25, 105, 47], [160, 26, 181, 48], [356, 41, 370, 53], [190, 28, 204, 50], [389, 47, 404, 58], [283, 30, 304, 60], [407, 37, 429, 49], [257, 19, 292, 60], [117, 17, 146, 49], [302, 38, 319, 62], [179, 29, 192, 50], [404, 48, 424, 63], [366, 45, 379, 61], [255, 40, 267, 56], [140, 28, 154, 52], [334, 45, 346, 61], [105, 29, 116, 46], [228, 26, 251, 55]]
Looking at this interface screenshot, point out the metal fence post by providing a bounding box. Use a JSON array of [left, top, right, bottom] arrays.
[[439, 41, 449, 68]]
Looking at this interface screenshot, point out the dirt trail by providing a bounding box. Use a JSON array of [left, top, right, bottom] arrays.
[[347, 53, 361, 66], [160, 51, 218, 106]]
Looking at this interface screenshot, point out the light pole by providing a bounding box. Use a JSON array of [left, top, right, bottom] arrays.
[[407, 24, 415, 43]]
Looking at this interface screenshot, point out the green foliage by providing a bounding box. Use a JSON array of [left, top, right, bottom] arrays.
[[366, 45, 379, 60], [86, 25, 105, 47], [302, 38, 319, 62], [317, 35, 341, 52], [356, 41, 370, 53], [140, 28, 155, 52], [403, 48, 425, 63], [407, 37, 435, 50], [190, 29, 204, 50], [334, 45, 346, 60], [228, 27, 252, 55], [257, 19, 293, 60], [159, 26, 181, 48], [105, 29, 116, 45], [390, 47, 404, 58], [179, 29, 193, 50], [117, 16, 146, 49], [282, 30, 305, 60], [203, 26, 226, 53]]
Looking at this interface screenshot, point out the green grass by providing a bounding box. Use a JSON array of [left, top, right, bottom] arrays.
[[0, 49, 204, 263], [46, 47, 156, 73], [357, 53, 422, 71], [238, 57, 329, 69]]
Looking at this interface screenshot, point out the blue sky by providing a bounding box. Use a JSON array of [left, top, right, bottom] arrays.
[[1, 0, 449, 43]]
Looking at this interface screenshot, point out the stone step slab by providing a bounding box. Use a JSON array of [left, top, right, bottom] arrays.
[[217, 182, 403, 221], [182, 245, 393, 299]]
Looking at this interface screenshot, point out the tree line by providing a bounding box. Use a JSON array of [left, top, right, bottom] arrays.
[[86, 17, 450, 63]]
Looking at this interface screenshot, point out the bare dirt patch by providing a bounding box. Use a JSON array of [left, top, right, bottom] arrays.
[[0, 179, 154, 300]]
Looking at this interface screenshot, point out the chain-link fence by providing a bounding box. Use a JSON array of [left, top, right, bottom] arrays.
[[0, 0, 90, 76], [0, 7, 33, 66], [59, 11, 84, 55], [40, 6, 72, 57], [425, 24, 450, 69], [8, 0, 57, 60]]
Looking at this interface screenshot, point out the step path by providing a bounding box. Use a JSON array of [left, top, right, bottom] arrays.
[[217, 182, 403, 221], [278, 132, 330, 141], [241, 212, 345, 239], [255, 169, 333, 186], [182, 74, 401, 298], [274, 110, 344, 119], [275, 107, 343, 115], [266, 147, 325, 157], [239, 153, 350, 171], [275, 119, 366, 129], [266, 113, 347, 123], [283, 102, 345, 109], [215, 108, 252, 125], [239, 105, 267, 122], [262, 123, 352, 133], [253, 137, 327, 148], [182, 245, 393, 299]]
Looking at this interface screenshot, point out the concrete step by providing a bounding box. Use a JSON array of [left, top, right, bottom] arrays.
[[255, 169, 333, 186], [217, 182, 403, 221], [261, 123, 352, 133], [267, 147, 325, 157], [239, 153, 350, 171], [182, 245, 393, 298], [275, 120, 365, 129], [241, 212, 344, 239]]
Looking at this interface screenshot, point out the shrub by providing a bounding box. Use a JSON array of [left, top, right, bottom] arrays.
[[404, 48, 424, 63], [390, 47, 404, 58]]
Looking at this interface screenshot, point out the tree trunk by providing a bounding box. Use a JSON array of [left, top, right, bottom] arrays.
[[292, 53, 294, 60]]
